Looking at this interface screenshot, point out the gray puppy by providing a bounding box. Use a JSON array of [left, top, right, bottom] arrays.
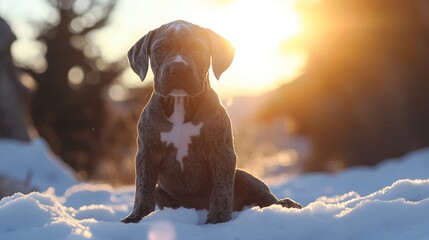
[[121, 20, 301, 224]]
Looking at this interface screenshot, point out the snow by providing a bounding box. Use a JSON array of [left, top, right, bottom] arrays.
[[0, 138, 77, 195], [271, 148, 429, 206], [1, 139, 429, 240]]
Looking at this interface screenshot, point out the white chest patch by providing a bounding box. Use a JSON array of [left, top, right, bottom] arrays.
[[160, 97, 203, 170]]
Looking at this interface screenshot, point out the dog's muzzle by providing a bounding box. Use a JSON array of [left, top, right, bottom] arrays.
[[157, 57, 203, 97], [165, 62, 194, 83]]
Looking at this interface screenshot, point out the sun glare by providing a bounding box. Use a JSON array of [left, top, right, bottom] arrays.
[[203, 0, 306, 96], [213, 1, 302, 50], [98, 0, 307, 97]]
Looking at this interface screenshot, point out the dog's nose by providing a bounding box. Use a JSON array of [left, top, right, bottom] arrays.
[[168, 64, 188, 77]]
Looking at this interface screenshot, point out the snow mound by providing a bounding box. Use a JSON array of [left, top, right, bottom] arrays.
[[0, 138, 77, 195], [0, 179, 428, 240], [272, 148, 429, 205]]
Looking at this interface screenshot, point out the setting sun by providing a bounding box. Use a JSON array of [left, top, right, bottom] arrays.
[[211, 1, 302, 51], [199, 0, 306, 96]]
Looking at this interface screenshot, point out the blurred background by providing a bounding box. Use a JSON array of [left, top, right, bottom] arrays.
[[1, 0, 429, 185]]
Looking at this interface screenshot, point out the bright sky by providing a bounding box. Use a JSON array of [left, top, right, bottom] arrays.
[[0, 0, 307, 98]]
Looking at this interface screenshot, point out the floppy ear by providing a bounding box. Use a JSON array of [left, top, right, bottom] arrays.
[[206, 29, 235, 80], [127, 31, 155, 81]]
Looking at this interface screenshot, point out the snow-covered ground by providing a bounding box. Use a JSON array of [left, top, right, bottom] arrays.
[[1, 138, 429, 240], [0, 138, 77, 195]]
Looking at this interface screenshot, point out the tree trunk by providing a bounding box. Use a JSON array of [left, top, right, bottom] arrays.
[[0, 18, 32, 142]]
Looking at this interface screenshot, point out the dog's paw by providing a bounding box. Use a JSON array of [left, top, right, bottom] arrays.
[[205, 212, 232, 224], [276, 198, 302, 209], [120, 214, 143, 224]]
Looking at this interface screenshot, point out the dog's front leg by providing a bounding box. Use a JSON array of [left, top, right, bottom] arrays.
[[121, 148, 158, 223], [205, 150, 236, 224]]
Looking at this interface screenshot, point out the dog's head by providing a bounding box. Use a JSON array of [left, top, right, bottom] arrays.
[[128, 20, 235, 97]]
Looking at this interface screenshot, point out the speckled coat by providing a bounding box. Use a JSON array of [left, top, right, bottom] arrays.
[[121, 20, 301, 225]]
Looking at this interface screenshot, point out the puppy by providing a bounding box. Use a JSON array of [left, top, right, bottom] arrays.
[[121, 20, 301, 224]]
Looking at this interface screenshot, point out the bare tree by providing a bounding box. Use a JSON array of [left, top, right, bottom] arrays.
[[24, 0, 125, 179]]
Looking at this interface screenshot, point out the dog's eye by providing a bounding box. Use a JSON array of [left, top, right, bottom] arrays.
[[154, 46, 165, 55]]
